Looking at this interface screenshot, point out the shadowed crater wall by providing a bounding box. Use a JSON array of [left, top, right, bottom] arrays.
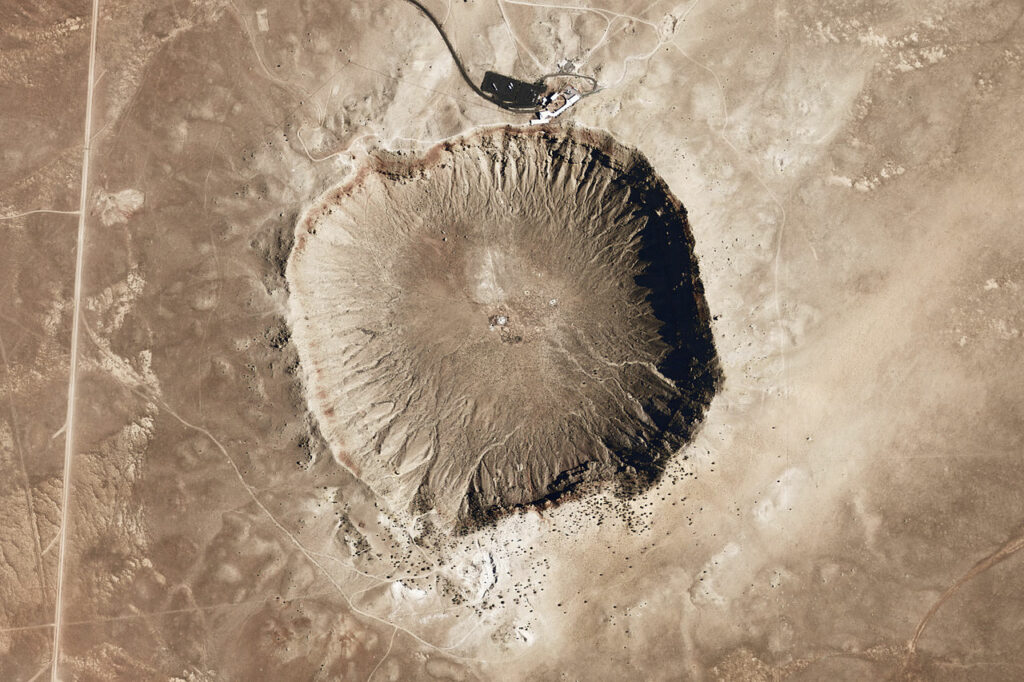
[[287, 125, 720, 530]]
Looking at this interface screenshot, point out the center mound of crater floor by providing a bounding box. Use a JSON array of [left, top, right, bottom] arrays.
[[287, 125, 720, 530]]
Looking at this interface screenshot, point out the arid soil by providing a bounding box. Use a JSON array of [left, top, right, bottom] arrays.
[[2, 0, 1024, 680]]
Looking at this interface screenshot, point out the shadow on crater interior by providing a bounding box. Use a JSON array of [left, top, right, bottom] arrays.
[[286, 125, 722, 532]]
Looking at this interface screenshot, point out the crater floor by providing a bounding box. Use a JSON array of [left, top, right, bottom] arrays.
[[287, 126, 720, 529]]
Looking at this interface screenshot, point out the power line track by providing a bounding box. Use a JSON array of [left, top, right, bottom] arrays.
[[51, 0, 100, 678]]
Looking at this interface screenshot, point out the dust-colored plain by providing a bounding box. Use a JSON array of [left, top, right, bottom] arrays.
[[2, 0, 1024, 680]]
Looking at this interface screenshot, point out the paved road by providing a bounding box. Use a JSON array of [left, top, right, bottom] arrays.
[[400, 0, 541, 113]]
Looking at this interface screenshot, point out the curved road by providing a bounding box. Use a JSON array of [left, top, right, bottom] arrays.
[[399, 0, 540, 112], [400, 0, 548, 113]]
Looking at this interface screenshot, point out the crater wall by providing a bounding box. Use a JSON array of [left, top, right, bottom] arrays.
[[286, 125, 720, 530]]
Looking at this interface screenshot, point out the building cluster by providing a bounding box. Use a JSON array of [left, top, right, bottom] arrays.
[[530, 87, 582, 125]]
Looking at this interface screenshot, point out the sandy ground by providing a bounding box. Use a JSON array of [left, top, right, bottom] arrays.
[[2, 0, 1024, 679]]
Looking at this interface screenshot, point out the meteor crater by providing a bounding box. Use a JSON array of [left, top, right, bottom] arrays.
[[287, 125, 720, 531]]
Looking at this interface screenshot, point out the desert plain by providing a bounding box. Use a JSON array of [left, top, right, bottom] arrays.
[[2, 0, 1024, 679]]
